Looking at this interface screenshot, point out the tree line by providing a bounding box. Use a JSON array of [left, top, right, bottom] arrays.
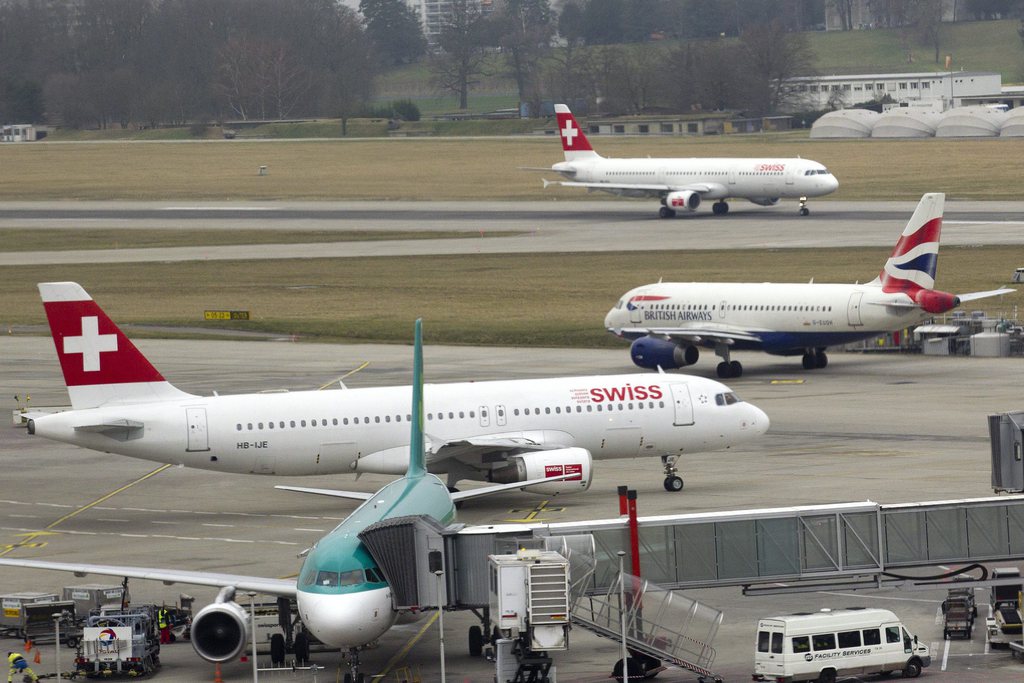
[[1, 0, 1019, 130]]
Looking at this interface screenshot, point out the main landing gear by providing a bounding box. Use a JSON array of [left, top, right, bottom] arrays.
[[714, 343, 742, 379], [659, 206, 676, 219], [801, 348, 828, 370], [712, 201, 729, 215], [798, 195, 810, 216], [661, 455, 684, 492]]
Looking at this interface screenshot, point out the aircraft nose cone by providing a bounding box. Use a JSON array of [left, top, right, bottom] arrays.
[[750, 405, 770, 435], [826, 174, 839, 192], [297, 589, 394, 648]]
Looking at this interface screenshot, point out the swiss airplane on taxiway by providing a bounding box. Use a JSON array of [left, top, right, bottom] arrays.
[[543, 103, 838, 217], [25, 282, 768, 493], [605, 193, 1014, 378]]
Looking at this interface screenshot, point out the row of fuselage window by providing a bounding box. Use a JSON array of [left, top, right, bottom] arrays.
[[759, 626, 904, 655], [234, 400, 669, 432], [644, 303, 836, 313]]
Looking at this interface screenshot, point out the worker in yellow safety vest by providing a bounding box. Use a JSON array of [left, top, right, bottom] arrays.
[[6, 652, 38, 683], [157, 607, 171, 644]]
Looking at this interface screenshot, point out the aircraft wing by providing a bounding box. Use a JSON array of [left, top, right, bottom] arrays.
[[545, 180, 671, 194], [275, 485, 373, 501], [428, 436, 548, 463], [278, 476, 574, 504], [611, 325, 765, 345], [0, 558, 297, 597]]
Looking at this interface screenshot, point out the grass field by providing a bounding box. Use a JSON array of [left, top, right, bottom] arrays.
[[3, 247, 1019, 347], [2, 134, 1024, 201]]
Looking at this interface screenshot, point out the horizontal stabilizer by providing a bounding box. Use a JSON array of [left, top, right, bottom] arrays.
[[957, 287, 1015, 303], [0, 558, 296, 597], [274, 485, 373, 501]]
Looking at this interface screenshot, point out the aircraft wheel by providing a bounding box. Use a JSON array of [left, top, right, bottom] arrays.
[[716, 362, 730, 378], [270, 633, 285, 666], [729, 360, 743, 377], [294, 632, 310, 665], [664, 476, 684, 492], [659, 206, 676, 219], [712, 201, 729, 215], [800, 206, 810, 216], [683, 345, 700, 365], [815, 351, 828, 369], [468, 625, 484, 657], [801, 353, 815, 370]]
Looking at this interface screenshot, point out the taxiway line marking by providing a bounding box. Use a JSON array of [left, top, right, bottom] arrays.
[[372, 612, 440, 682], [0, 464, 172, 557]]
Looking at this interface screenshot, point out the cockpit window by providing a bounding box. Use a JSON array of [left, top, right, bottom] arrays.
[[616, 298, 625, 310], [338, 569, 365, 586], [715, 392, 741, 406], [314, 570, 340, 587]]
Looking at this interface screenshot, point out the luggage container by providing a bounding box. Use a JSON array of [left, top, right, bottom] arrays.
[[0, 592, 59, 638], [62, 584, 128, 616], [942, 588, 977, 639], [22, 600, 80, 648]]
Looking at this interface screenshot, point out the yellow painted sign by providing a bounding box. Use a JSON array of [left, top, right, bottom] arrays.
[[204, 310, 250, 321]]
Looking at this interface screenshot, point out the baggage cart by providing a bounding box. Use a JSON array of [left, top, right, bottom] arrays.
[[942, 588, 976, 639], [1, 592, 58, 638], [22, 601, 81, 648]]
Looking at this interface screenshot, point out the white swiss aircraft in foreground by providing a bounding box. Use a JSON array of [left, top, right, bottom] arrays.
[[605, 193, 1014, 378], [26, 282, 768, 493], [544, 103, 839, 218]]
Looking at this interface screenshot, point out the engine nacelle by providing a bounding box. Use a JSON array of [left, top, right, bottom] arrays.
[[630, 336, 686, 369], [490, 447, 593, 495], [191, 593, 250, 663], [748, 197, 780, 207], [665, 190, 701, 212], [915, 289, 960, 314]]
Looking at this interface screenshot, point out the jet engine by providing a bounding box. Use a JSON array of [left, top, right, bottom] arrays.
[[630, 336, 698, 369], [665, 190, 701, 212], [489, 447, 593, 495], [748, 197, 780, 206], [191, 587, 250, 663], [915, 289, 960, 314]]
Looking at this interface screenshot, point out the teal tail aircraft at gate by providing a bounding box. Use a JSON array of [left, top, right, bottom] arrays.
[[605, 193, 1015, 378], [0, 320, 570, 681], [26, 282, 768, 492], [543, 103, 839, 218]]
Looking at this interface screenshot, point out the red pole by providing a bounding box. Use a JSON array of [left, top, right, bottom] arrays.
[[617, 485, 628, 516], [627, 489, 640, 578]]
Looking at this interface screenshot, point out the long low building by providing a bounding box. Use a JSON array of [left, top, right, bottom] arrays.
[[812, 105, 1023, 138]]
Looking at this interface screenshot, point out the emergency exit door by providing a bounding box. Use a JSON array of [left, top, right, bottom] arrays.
[[847, 292, 864, 327], [185, 407, 210, 452]]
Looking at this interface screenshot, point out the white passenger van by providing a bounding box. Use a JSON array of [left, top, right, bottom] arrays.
[[752, 607, 930, 683]]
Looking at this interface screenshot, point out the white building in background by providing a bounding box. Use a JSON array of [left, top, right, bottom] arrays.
[[406, 0, 496, 46], [784, 71, 1002, 112]]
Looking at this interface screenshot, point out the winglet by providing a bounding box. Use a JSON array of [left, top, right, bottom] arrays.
[[407, 318, 426, 479]]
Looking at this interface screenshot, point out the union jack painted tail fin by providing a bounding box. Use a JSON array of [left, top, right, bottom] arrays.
[[871, 192, 945, 295], [554, 104, 601, 162], [38, 282, 195, 409]]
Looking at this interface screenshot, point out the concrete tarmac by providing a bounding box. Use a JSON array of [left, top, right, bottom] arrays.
[[2, 336, 1022, 681], [3, 199, 1024, 266]]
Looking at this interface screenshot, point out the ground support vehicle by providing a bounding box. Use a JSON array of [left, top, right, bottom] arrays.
[[942, 588, 977, 639], [75, 608, 160, 677], [752, 607, 930, 683], [0, 593, 58, 639], [985, 568, 1023, 648]]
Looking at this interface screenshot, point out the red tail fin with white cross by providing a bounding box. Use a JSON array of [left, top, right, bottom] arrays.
[[39, 282, 195, 409], [554, 104, 601, 162]]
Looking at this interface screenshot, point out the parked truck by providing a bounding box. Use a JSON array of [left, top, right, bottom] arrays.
[[75, 607, 160, 677], [985, 567, 1023, 648]]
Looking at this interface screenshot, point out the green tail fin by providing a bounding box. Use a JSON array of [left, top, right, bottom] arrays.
[[407, 318, 426, 478]]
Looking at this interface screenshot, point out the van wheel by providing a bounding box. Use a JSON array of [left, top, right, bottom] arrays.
[[817, 669, 836, 683], [902, 659, 922, 678]]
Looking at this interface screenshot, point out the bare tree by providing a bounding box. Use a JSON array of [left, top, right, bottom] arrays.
[[495, 0, 555, 115], [738, 19, 816, 115], [908, 0, 948, 64], [432, 0, 490, 110], [828, 0, 854, 30]]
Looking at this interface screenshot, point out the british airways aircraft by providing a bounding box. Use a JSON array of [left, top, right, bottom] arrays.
[[605, 193, 1013, 378], [25, 283, 768, 493], [543, 103, 839, 218], [1, 321, 569, 682]]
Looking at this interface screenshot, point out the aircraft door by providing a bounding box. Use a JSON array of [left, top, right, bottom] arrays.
[[602, 427, 641, 457], [728, 167, 737, 186], [185, 407, 210, 452], [786, 166, 796, 185], [479, 406, 490, 428], [316, 442, 359, 474], [628, 289, 647, 324], [847, 292, 864, 327], [495, 404, 507, 427], [670, 384, 695, 426]]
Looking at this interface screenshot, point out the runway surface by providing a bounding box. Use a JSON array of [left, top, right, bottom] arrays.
[[3, 199, 1024, 266], [2, 337, 1022, 682]]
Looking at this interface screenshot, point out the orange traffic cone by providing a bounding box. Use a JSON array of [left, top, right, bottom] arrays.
[[33, 649, 41, 664], [213, 662, 223, 683], [23, 639, 33, 652]]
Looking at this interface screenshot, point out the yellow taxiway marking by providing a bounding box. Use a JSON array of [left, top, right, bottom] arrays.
[[770, 379, 806, 385], [505, 500, 565, 523], [371, 611, 439, 682], [0, 464, 173, 557]]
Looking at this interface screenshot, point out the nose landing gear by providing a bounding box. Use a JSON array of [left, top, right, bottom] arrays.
[[661, 455, 684, 492], [798, 196, 810, 216]]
